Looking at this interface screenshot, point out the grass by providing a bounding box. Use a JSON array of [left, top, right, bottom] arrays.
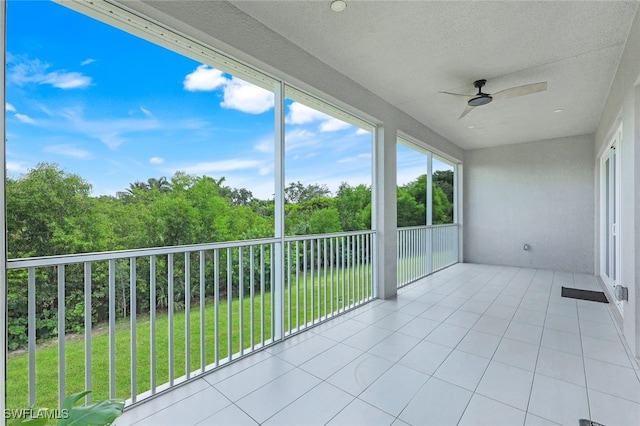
[[6, 266, 373, 411]]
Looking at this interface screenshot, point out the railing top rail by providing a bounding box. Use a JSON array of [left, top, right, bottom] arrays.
[[7, 237, 280, 269], [7, 230, 377, 269], [284, 230, 374, 242], [397, 223, 458, 231]]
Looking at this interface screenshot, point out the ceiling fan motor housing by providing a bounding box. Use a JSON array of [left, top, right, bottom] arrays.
[[468, 79, 493, 106], [469, 94, 493, 106]]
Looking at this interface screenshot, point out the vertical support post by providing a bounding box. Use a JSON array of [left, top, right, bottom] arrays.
[[373, 125, 398, 299], [273, 81, 285, 341], [455, 164, 463, 263]]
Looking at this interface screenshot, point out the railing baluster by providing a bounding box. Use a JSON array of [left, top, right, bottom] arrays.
[[227, 248, 232, 361], [130, 258, 137, 402], [349, 235, 353, 308], [323, 238, 327, 319], [286, 242, 291, 333], [250, 245, 255, 350], [168, 253, 174, 386], [316, 238, 321, 318], [271, 243, 275, 341], [260, 245, 265, 344], [310, 239, 314, 324], [150, 255, 157, 394], [295, 242, 299, 330], [356, 234, 361, 304], [199, 250, 205, 374], [341, 236, 345, 312], [214, 249, 220, 367], [84, 263, 92, 403], [28, 268, 36, 406], [303, 240, 307, 326], [58, 265, 66, 408], [369, 233, 372, 297], [330, 238, 334, 315], [238, 247, 244, 355], [108, 260, 116, 399], [184, 252, 191, 379]]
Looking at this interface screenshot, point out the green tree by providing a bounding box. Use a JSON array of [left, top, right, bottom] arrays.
[[335, 183, 371, 231], [396, 188, 425, 227], [284, 181, 331, 203]]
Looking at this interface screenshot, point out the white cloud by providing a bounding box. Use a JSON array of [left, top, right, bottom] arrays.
[[6, 161, 28, 174], [149, 157, 165, 165], [7, 56, 91, 89], [286, 102, 329, 125], [80, 58, 95, 66], [140, 106, 153, 118], [176, 159, 263, 174], [43, 144, 92, 159], [258, 165, 272, 176], [54, 107, 160, 149], [221, 77, 274, 114], [319, 117, 351, 132], [14, 113, 35, 124], [184, 65, 274, 114], [337, 157, 356, 164], [356, 128, 370, 135], [287, 101, 352, 132], [43, 72, 91, 89], [6, 102, 16, 112], [337, 153, 371, 163], [183, 65, 226, 91], [254, 138, 273, 153]]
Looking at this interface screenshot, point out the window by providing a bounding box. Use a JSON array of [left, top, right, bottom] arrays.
[[284, 87, 373, 236], [432, 155, 455, 225]]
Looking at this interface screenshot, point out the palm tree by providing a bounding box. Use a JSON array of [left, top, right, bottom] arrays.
[[147, 176, 171, 193]]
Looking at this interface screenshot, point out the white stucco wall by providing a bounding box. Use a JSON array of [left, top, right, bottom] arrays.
[[464, 135, 595, 273]]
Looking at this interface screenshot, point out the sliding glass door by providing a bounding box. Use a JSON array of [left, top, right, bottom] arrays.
[[601, 129, 622, 314]]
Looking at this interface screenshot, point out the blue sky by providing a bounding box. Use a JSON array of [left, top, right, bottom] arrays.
[[5, 1, 447, 199]]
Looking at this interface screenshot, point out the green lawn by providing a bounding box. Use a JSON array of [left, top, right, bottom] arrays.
[[6, 267, 373, 411]]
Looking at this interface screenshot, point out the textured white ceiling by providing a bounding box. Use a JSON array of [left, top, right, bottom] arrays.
[[225, 0, 638, 149]]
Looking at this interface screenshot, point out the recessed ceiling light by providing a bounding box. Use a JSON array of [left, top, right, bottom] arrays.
[[554, 109, 563, 113], [330, 0, 347, 12]]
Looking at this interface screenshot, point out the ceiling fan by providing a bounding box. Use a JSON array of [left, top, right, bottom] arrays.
[[442, 79, 547, 119]]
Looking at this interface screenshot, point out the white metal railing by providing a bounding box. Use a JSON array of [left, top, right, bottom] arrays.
[[397, 224, 458, 287], [6, 231, 374, 410], [284, 231, 374, 335]]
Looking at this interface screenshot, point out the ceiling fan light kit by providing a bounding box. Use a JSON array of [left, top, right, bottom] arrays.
[[442, 78, 547, 119]]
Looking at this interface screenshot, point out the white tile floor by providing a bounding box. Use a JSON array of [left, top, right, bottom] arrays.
[[115, 264, 640, 426]]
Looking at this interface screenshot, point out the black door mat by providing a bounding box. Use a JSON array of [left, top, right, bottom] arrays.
[[562, 287, 609, 303]]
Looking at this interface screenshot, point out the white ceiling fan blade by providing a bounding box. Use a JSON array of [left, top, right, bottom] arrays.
[[440, 91, 474, 99], [492, 82, 547, 100], [458, 104, 475, 119]]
